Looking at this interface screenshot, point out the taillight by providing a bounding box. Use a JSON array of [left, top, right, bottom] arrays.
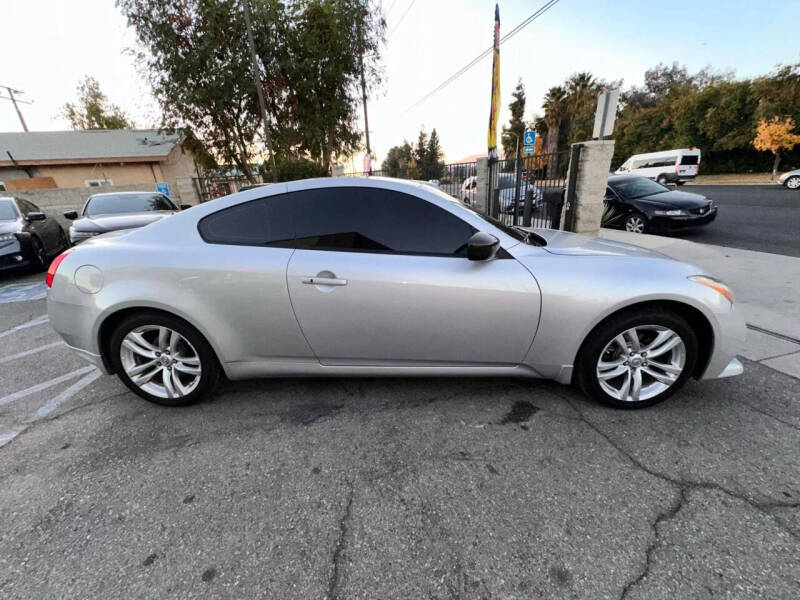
[[676, 164, 680, 173], [46, 250, 72, 288]]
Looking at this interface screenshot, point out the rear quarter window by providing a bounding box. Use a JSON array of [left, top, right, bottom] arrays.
[[198, 195, 294, 247]]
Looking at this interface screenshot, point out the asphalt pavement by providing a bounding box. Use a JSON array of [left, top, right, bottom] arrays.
[[1, 271, 799, 599], [672, 185, 800, 257]]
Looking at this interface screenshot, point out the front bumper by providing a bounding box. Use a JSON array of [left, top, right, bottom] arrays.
[[0, 238, 32, 271], [652, 207, 717, 231]]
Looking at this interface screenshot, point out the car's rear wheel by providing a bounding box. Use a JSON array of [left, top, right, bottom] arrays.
[[624, 213, 648, 233], [110, 312, 221, 406], [656, 174, 668, 185], [576, 307, 698, 408], [784, 175, 800, 189]]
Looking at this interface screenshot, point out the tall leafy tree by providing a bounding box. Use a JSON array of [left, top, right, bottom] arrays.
[[564, 72, 600, 145], [542, 86, 567, 176], [754, 117, 800, 179], [424, 128, 444, 180], [62, 76, 133, 130], [501, 79, 526, 159], [381, 141, 413, 177], [117, 0, 385, 179]]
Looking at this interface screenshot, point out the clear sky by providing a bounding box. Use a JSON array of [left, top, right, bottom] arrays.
[[1, 0, 798, 166]]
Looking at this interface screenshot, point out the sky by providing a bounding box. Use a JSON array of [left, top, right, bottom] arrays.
[[1, 0, 799, 167]]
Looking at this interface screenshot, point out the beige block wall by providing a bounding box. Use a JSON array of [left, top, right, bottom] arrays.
[[33, 163, 161, 188]]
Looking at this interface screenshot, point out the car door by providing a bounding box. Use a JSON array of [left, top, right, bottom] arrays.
[[26, 199, 60, 250], [602, 186, 627, 228], [16, 199, 51, 251], [285, 185, 541, 366]]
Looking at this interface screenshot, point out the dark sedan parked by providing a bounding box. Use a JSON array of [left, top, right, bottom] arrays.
[[602, 175, 717, 234], [65, 191, 189, 245], [0, 197, 69, 272]]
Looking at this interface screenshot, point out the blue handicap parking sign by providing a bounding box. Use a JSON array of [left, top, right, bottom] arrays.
[[156, 182, 170, 196], [524, 130, 536, 146]]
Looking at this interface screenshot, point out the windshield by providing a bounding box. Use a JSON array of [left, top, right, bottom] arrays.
[[0, 200, 18, 221], [85, 193, 176, 216], [611, 178, 669, 199]]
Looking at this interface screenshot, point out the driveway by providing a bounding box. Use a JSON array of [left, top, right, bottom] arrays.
[[1, 270, 799, 599]]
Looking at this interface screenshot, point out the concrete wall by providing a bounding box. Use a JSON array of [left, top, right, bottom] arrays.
[[564, 140, 615, 234], [475, 157, 488, 214]]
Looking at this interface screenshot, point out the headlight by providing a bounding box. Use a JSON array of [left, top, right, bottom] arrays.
[[0, 233, 17, 242], [654, 209, 688, 216], [689, 275, 734, 304], [70, 230, 100, 242]]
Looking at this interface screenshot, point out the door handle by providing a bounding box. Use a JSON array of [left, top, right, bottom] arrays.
[[302, 276, 348, 286]]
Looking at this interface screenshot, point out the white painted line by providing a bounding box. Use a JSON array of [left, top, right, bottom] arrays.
[[0, 429, 24, 448], [0, 341, 65, 365], [0, 365, 96, 408], [0, 315, 49, 339], [37, 369, 103, 417]]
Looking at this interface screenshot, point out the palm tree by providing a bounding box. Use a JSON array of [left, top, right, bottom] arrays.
[[543, 86, 568, 177], [566, 72, 600, 144]]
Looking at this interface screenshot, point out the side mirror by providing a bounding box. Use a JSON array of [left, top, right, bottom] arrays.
[[26, 212, 46, 221], [180, 204, 192, 210], [63, 210, 79, 220], [467, 231, 500, 261]]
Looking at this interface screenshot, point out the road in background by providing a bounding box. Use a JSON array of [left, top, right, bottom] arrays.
[[671, 185, 799, 257]]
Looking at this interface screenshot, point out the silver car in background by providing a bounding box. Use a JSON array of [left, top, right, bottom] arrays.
[[64, 191, 189, 244], [46, 178, 745, 409], [778, 169, 800, 189]]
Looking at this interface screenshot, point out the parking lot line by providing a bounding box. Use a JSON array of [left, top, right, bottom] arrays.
[[0, 314, 49, 339], [37, 369, 103, 417], [0, 341, 65, 364], [0, 365, 96, 408]]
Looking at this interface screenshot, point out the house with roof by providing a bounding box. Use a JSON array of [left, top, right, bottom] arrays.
[[0, 128, 199, 193]]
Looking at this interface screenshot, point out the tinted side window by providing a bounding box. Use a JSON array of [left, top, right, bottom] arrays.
[[293, 187, 474, 256], [16, 199, 31, 215], [198, 195, 294, 246]]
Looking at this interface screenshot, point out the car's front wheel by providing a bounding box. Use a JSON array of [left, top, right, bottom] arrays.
[[575, 307, 698, 409], [110, 312, 221, 406], [624, 213, 648, 233], [784, 175, 800, 190]]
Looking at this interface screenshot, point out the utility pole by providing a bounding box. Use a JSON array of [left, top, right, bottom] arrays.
[[0, 85, 31, 132], [358, 19, 371, 172], [242, 0, 278, 183]]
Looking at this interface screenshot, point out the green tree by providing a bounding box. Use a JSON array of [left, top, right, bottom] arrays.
[[62, 76, 133, 130], [501, 79, 526, 159], [542, 86, 567, 176], [381, 141, 413, 177], [424, 128, 444, 180], [117, 0, 385, 179], [564, 72, 600, 145]]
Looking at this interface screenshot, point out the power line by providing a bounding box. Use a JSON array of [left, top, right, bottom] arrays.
[[385, 0, 399, 17], [0, 85, 32, 132], [389, 0, 417, 36], [402, 0, 563, 114]]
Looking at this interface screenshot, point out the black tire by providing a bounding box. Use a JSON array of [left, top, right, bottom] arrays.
[[575, 306, 698, 409], [656, 174, 668, 185], [109, 311, 221, 407], [624, 212, 648, 234], [675, 181, 686, 186], [57, 227, 70, 251], [783, 175, 800, 190], [29, 236, 48, 271]]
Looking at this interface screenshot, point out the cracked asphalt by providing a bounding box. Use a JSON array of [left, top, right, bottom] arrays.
[[1, 270, 799, 599]]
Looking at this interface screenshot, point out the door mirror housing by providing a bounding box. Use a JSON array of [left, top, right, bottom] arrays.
[[63, 210, 79, 220], [467, 231, 500, 261], [26, 212, 46, 221]]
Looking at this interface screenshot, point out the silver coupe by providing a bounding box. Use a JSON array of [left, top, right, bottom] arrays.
[[46, 178, 745, 409]]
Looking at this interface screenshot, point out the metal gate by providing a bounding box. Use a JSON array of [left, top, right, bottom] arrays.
[[486, 149, 573, 230]]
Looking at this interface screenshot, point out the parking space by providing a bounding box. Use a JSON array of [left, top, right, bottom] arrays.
[[1, 269, 799, 599]]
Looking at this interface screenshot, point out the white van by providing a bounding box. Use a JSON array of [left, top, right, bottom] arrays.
[[615, 148, 701, 185]]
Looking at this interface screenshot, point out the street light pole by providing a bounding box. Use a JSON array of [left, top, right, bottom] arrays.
[[242, 0, 278, 183]]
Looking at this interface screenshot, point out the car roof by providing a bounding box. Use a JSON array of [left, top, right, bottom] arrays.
[[626, 148, 699, 159]]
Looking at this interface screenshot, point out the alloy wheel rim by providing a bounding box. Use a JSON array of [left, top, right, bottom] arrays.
[[596, 325, 686, 403], [120, 326, 201, 399], [626, 216, 644, 233], [788, 177, 800, 189]]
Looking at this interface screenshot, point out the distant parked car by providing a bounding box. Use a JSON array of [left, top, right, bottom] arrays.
[[603, 175, 716, 234], [616, 148, 701, 185], [778, 169, 800, 189], [460, 174, 543, 212], [0, 196, 69, 272], [65, 192, 189, 245]]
